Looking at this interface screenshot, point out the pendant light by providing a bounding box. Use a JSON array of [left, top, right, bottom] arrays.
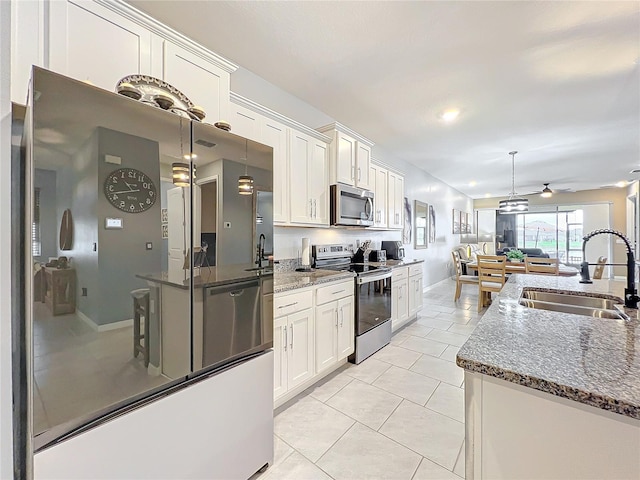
[[540, 183, 553, 198], [173, 117, 196, 187], [498, 151, 528, 213], [238, 139, 254, 195]]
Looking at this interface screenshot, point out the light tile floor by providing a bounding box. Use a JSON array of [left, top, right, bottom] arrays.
[[255, 278, 486, 480]]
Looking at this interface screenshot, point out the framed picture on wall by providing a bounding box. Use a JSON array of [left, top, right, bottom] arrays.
[[452, 209, 460, 234], [460, 211, 467, 234], [466, 212, 473, 234], [429, 205, 436, 243]]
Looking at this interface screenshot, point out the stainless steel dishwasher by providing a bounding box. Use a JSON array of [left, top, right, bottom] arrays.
[[202, 278, 269, 369]]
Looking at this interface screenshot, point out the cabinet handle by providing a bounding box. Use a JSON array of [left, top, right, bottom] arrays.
[[332, 289, 345, 295], [335, 310, 338, 328], [314, 199, 317, 218], [278, 302, 298, 309], [290, 325, 294, 349], [358, 167, 361, 182], [284, 327, 287, 352], [352, 165, 356, 182], [340, 309, 344, 327], [310, 199, 313, 218]]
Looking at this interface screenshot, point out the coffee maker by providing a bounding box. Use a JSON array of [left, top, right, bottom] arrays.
[[381, 241, 405, 260]]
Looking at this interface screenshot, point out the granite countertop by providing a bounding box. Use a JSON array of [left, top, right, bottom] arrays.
[[456, 274, 640, 419], [137, 264, 272, 289], [368, 259, 424, 268], [274, 269, 355, 294]]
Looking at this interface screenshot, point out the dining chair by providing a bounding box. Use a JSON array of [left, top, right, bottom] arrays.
[[593, 256, 607, 280], [477, 255, 507, 311], [525, 257, 559, 275], [452, 250, 478, 301]]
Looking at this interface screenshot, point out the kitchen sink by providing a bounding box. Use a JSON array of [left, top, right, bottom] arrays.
[[520, 290, 621, 310], [518, 298, 625, 319]]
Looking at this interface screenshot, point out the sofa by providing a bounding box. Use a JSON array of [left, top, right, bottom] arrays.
[[498, 247, 550, 258]]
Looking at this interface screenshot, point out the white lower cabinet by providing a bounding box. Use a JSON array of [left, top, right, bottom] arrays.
[[408, 264, 424, 316], [315, 285, 354, 374], [274, 279, 354, 406], [392, 263, 423, 331]]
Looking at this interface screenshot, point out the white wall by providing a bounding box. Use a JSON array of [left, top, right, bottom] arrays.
[[1, 0, 14, 476]]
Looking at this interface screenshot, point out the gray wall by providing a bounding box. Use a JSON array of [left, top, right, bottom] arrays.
[[33, 168, 58, 261], [96, 127, 162, 325]]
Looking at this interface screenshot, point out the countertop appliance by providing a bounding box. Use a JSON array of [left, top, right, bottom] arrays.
[[313, 244, 392, 363], [382, 240, 405, 260], [330, 184, 374, 227], [369, 250, 387, 262]]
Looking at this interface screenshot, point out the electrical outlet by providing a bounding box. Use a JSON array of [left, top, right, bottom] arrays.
[[146, 242, 153, 250], [82, 288, 87, 297], [224, 222, 231, 229]]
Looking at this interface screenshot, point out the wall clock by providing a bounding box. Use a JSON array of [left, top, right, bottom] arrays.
[[104, 168, 157, 213]]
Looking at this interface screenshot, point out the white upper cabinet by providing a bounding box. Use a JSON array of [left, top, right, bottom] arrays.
[[163, 41, 231, 124], [261, 118, 289, 224], [317, 123, 374, 191], [388, 170, 404, 230], [49, 0, 153, 91], [370, 162, 388, 229], [230, 103, 261, 142]]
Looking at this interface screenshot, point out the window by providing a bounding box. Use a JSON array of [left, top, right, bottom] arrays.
[[514, 209, 583, 264], [32, 188, 41, 257]]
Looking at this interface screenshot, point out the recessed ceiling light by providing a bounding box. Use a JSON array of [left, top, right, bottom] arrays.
[[469, 180, 477, 187], [615, 181, 628, 188], [484, 193, 491, 198], [440, 108, 460, 122], [183, 153, 198, 160]]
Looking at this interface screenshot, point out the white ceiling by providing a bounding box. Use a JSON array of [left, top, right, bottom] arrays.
[[128, 1, 640, 199]]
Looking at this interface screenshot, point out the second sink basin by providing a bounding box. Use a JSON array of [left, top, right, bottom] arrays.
[[521, 290, 621, 310], [518, 299, 624, 319]]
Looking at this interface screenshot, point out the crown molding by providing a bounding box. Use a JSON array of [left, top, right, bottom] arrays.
[[95, 0, 238, 73], [230, 92, 331, 143], [371, 158, 404, 177], [316, 122, 374, 147]]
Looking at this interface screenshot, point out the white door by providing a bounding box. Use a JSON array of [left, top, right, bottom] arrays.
[[49, 0, 152, 91], [262, 119, 289, 224], [315, 303, 338, 374], [287, 309, 314, 389], [335, 131, 356, 186], [356, 143, 372, 190], [167, 186, 201, 271], [337, 296, 355, 359], [163, 41, 229, 123], [289, 131, 311, 224], [309, 140, 329, 225], [273, 316, 288, 400]]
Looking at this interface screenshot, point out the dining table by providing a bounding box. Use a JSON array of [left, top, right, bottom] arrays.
[[465, 260, 579, 277]]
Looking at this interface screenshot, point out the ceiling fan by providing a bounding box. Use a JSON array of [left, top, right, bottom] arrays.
[[522, 183, 573, 197]]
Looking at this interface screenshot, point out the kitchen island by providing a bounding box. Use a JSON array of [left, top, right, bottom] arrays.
[[138, 265, 273, 378], [457, 274, 640, 479]]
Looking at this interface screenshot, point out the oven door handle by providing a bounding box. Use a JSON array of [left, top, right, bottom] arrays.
[[357, 271, 392, 284]]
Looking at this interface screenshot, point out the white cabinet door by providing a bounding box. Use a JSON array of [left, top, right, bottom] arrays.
[[309, 140, 329, 225], [409, 275, 423, 316], [262, 119, 289, 224], [388, 171, 404, 229], [315, 303, 338, 374], [287, 309, 314, 389], [335, 131, 356, 186], [355, 143, 372, 190], [163, 41, 230, 124], [371, 164, 388, 228], [337, 296, 355, 359], [167, 186, 201, 272], [273, 316, 288, 400], [396, 278, 409, 323], [230, 104, 261, 142], [49, 0, 152, 91], [289, 131, 311, 224]]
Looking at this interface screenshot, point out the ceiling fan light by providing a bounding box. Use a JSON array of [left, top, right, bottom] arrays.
[[540, 183, 553, 198]]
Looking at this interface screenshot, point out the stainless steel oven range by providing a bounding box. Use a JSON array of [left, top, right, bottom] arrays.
[[313, 244, 392, 364]]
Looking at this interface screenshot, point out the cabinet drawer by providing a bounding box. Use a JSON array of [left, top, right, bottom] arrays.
[[274, 290, 313, 317], [392, 267, 409, 280], [316, 279, 354, 305], [409, 264, 422, 277]]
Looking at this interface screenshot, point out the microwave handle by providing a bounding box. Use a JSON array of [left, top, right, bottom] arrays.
[[365, 197, 373, 220]]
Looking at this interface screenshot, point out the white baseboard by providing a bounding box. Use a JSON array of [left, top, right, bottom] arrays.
[[423, 277, 452, 293], [76, 309, 133, 332]]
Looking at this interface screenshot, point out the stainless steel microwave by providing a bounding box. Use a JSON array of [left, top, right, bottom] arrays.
[[330, 184, 374, 226]]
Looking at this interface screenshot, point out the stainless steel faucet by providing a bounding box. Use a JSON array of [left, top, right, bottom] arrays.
[[256, 234, 266, 268], [579, 229, 639, 309]]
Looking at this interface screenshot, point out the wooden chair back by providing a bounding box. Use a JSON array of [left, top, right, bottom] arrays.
[[452, 250, 463, 278], [477, 255, 507, 291], [525, 257, 559, 275], [593, 256, 607, 280]]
